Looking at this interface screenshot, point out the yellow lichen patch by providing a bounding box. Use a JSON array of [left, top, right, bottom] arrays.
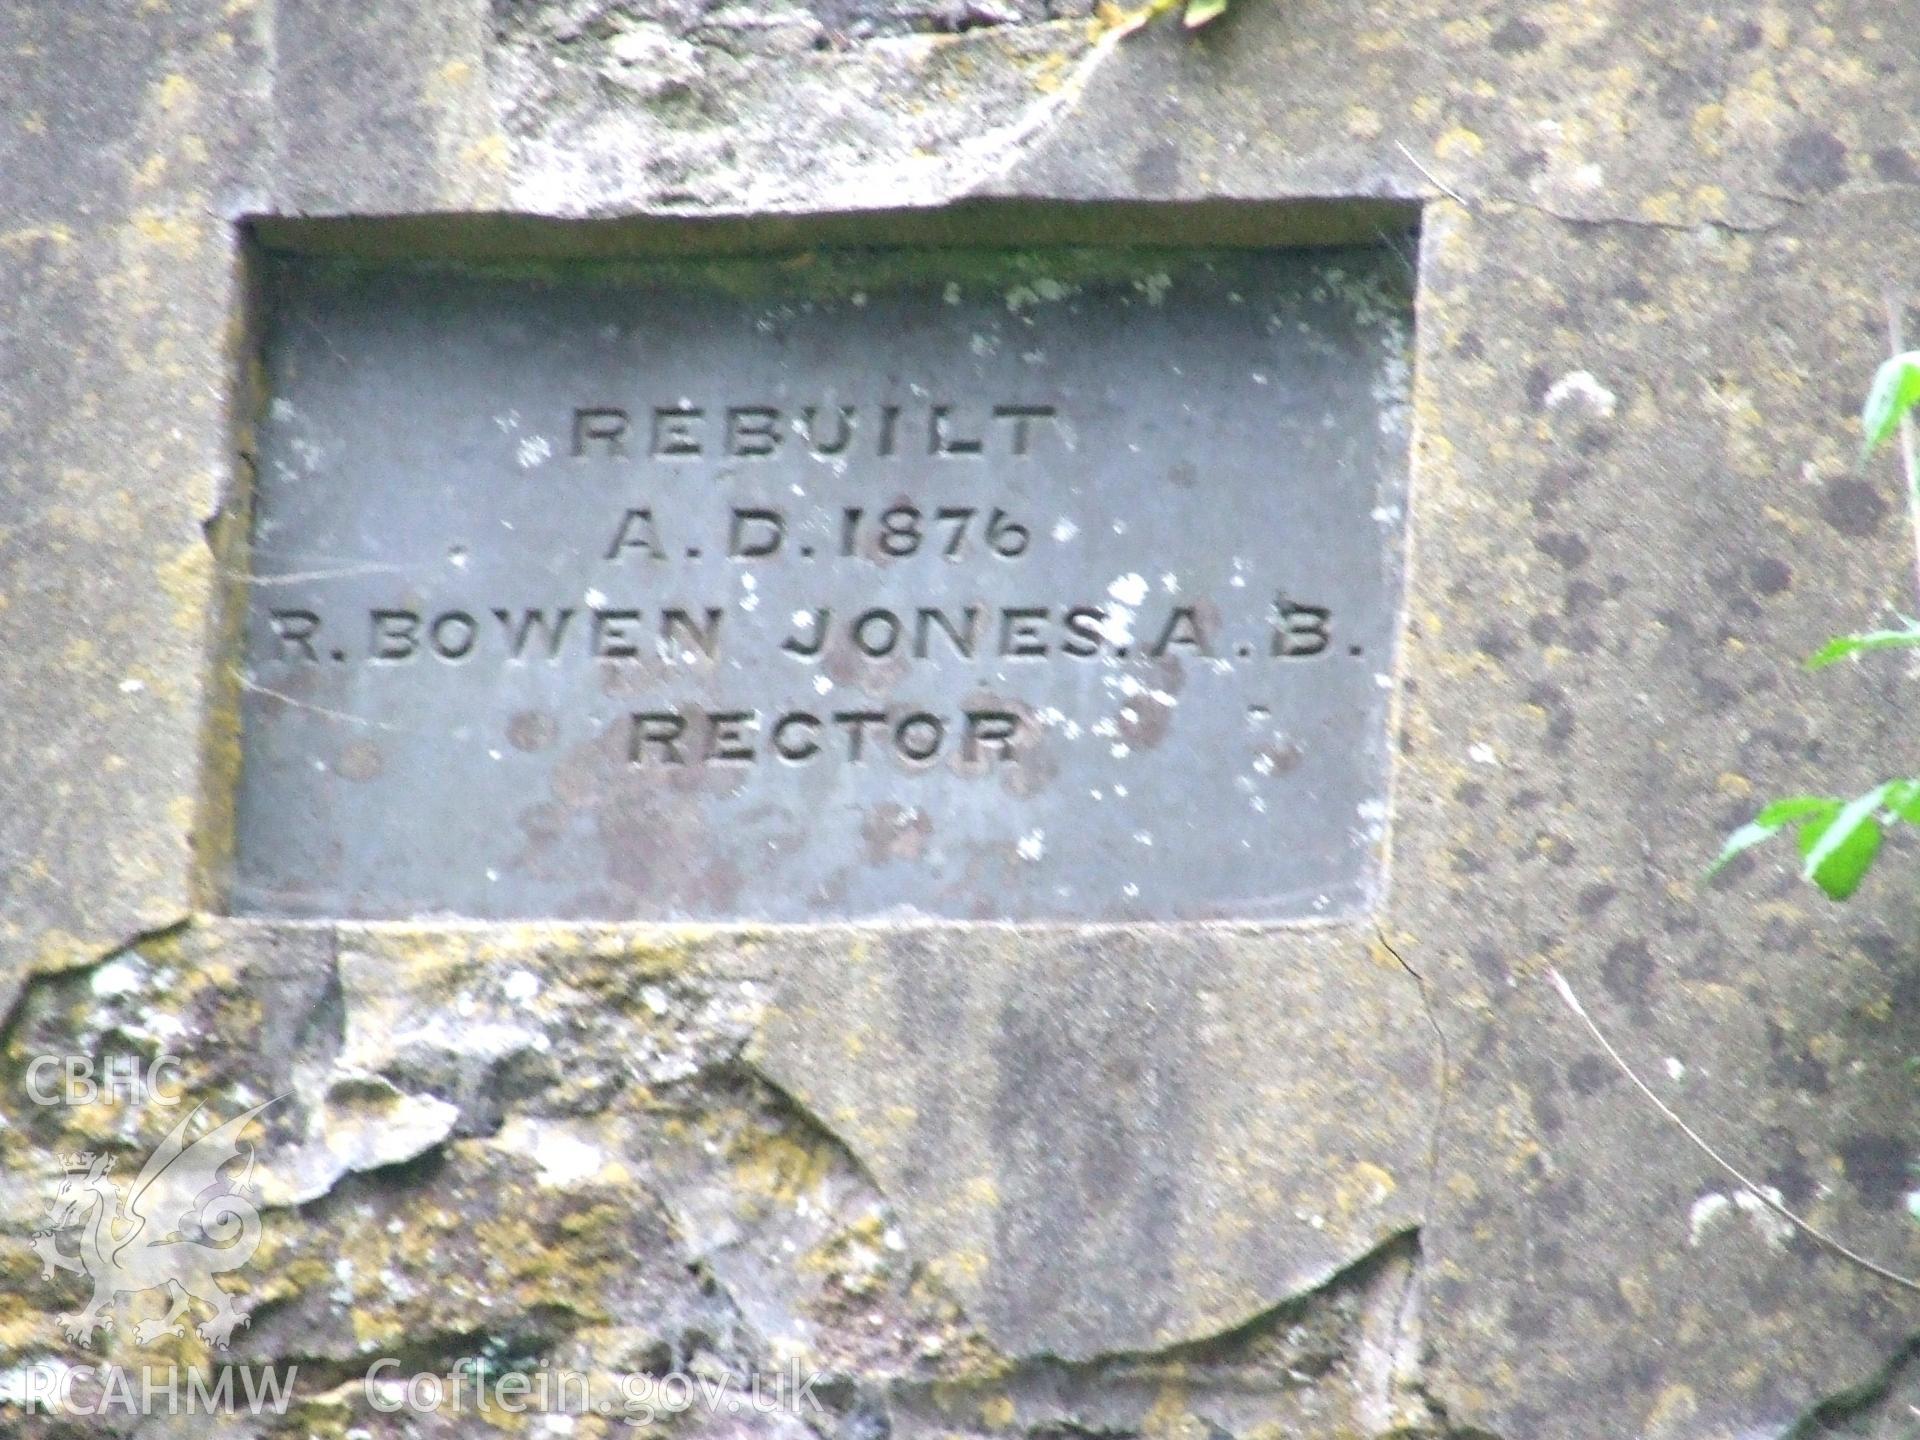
[[1615, 1271, 1654, 1318], [1332, 1160, 1398, 1223], [1433, 126, 1483, 161], [0, 1310, 52, 1352], [933, 1248, 990, 1284], [1641, 1382, 1700, 1437], [156, 73, 193, 112], [461, 134, 511, 173], [130, 209, 204, 256], [1807, 1030, 1848, 1066], [1354, 28, 1403, 54], [728, 1128, 834, 1205], [155, 537, 212, 639], [1141, 1380, 1199, 1440]]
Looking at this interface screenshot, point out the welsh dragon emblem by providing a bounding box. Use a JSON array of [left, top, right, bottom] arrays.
[[30, 1099, 278, 1347]]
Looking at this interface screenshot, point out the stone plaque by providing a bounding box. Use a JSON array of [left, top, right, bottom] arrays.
[[231, 248, 1412, 921]]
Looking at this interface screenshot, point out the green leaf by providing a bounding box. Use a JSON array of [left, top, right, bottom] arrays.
[[1860, 351, 1920, 461], [1806, 625, 1920, 670], [1707, 795, 1838, 877], [1799, 784, 1889, 900], [1882, 779, 1920, 825], [1184, 0, 1229, 25]]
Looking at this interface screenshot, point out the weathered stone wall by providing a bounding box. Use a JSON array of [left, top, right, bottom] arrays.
[[3, 2, 1919, 1436]]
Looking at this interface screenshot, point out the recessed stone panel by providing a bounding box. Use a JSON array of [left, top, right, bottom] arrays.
[[231, 248, 1412, 921]]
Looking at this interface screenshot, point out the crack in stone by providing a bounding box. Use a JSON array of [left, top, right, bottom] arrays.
[[0, 915, 194, 1050], [1786, 1336, 1920, 1439], [1414, 172, 1920, 239], [1370, 929, 1451, 1434]]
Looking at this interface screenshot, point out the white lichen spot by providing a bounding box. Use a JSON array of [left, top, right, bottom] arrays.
[[1135, 272, 1172, 305], [1051, 518, 1078, 544], [91, 958, 147, 997], [1017, 830, 1046, 862], [1133, 830, 1153, 846], [1468, 741, 1499, 766], [515, 434, 553, 469], [1122, 882, 1140, 898], [1006, 277, 1071, 313], [496, 1117, 605, 1189], [813, 674, 834, 695], [503, 970, 540, 1004], [1733, 1187, 1795, 1248], [943, 282, 962, 305], [584, 588, 607, 608], [1036, 706, 1084, 740], [1544, 369, 1618, 419], [1690, 1187, 1793, 1248], [1689, 1198, 1735, 1251], [1664, 1056, 1685, 1081], [1108, 573, 1149, 606]]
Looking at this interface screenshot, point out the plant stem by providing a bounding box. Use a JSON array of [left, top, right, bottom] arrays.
[[1882, 292, 1920, 615]]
